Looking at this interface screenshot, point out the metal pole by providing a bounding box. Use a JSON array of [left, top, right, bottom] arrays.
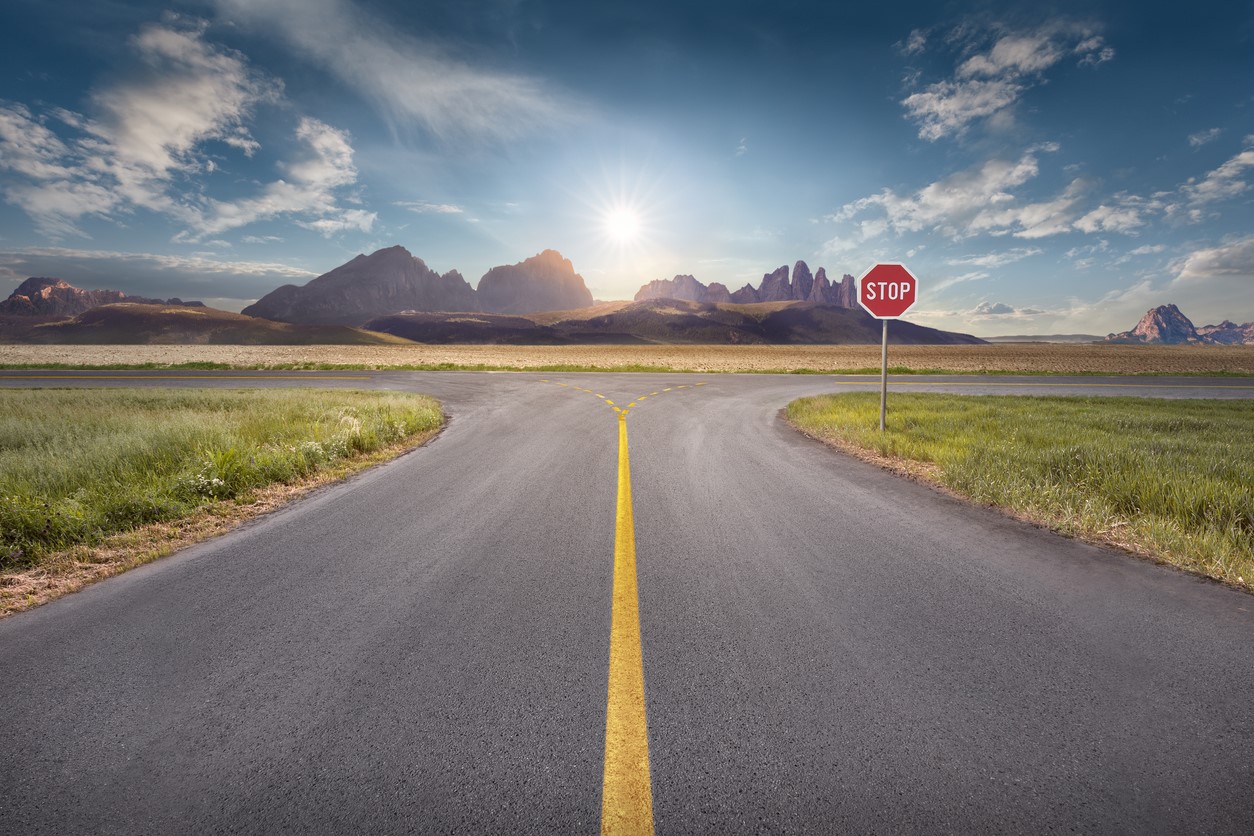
[[880, 319, 888, 431]]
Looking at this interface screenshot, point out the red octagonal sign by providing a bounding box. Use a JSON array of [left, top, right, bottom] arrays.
[[858, 263, 918, 319]]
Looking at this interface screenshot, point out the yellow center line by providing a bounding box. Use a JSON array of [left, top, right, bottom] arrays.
[[602, 413, 654, 836]]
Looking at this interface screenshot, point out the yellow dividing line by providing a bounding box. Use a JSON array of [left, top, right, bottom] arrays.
[[833, 379, 1254, 390], [0, 374, 372, 380], [601, 413, 654, 836]]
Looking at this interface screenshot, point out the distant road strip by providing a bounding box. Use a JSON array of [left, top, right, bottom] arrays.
[[832, 379, 1254, 390], [0, 374, 372, 380]]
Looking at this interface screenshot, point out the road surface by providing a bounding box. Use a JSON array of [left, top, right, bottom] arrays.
[[1, 370, 1252, 834]]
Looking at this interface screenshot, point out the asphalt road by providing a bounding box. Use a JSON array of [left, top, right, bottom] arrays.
[[1, 370, 1253, 834]]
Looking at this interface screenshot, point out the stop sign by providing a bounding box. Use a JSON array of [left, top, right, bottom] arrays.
[[858, 263, 918, 319]]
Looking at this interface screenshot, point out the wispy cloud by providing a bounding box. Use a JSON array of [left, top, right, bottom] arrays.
[[213, 0, 574, 144], [931, 270, 989, 292], [1188, 127, 1221, 148], [945, 247, 1042, 268], [899, 29, 927, 56], [902, 23, 1113, 141], [735, 137, 748, 157], [395, 201, 465, 215]]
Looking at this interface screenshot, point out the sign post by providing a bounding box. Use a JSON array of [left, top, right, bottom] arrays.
[[857, 263, 919, 431]]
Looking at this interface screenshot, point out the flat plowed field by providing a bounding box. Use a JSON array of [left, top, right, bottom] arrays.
[[2, 343, 1253, 374]]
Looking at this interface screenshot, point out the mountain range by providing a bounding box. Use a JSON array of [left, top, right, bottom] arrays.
[[0, 246, 1004, 345], [1104, 304, 1254, 345], [635, 262, 857, 307], [241, 246, 592, 326]]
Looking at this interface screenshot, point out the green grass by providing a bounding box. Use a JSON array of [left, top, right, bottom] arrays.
[[0, 389, 443, 572], [786, 393, 1254, 587]]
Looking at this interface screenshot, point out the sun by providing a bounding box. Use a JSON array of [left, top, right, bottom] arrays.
[[604, 207, 641, 244]]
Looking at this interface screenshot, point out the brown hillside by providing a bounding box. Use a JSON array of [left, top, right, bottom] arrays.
[[11, 304, 412, 345]]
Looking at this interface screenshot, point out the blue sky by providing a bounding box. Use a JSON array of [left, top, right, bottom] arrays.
[[0, 0, 1251, 335]]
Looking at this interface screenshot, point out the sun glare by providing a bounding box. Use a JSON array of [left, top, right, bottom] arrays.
[[605, 207, 641, 244]]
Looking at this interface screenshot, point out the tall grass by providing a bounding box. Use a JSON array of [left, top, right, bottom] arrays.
[[786, 393, 1254, 587], [0, 389, 442, 572]]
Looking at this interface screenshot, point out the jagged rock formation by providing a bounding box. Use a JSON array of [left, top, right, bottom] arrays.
[[476, 249, 595, 315], [633, 261, 859, 308], [1105, 304, 1254, 345], [243, 245, 478, 327], [0, 277, 202, 317], [1197, 320, 1254, 345], [791, 261, 813, 301]]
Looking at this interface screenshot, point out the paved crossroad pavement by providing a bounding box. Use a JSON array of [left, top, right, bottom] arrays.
[[1, 370, 1252, 834]]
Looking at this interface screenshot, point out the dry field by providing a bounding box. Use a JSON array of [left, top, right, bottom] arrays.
[[2, 343, 1253, 374]]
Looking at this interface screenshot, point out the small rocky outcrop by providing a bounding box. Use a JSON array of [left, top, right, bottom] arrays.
[[0, 277, 203, 317], [1105, 304, 1202, 344], [1196, 320, 1254, 345]]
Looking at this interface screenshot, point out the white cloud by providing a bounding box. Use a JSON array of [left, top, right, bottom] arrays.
[[1127, 244, 1165, 256], [902, 23, 1112, 141], [89, 17, 277, 208], [902, 79, 1022, 142], [1172, 236, 1254, 285], [1073, 199, 1149, 234], [1188, 128, 1221, 148], [833, 146, 1081, 240], [213, 0, 574, 143], [969, 300, 1047, 318], [0, 22, 370, 243], [1178, 138, 1254, 208], [0, 103, 77, 181], [735, 137, 748, 157]]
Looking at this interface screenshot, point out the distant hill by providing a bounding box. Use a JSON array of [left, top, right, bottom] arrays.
[[243, 246, 595, 327], [367, 298, 985, 345], [1104, 305, 1254, 345], [635, 261, 857, 307], [1, 277, 203, 318], [1, 303, 411, 345]]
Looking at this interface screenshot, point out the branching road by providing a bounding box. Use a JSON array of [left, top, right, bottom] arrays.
[[2, 370, 1252, 834]]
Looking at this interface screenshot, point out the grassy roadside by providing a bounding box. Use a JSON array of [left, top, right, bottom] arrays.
[[785, 393, 1254, 591], [0, 389, 444, 615]]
